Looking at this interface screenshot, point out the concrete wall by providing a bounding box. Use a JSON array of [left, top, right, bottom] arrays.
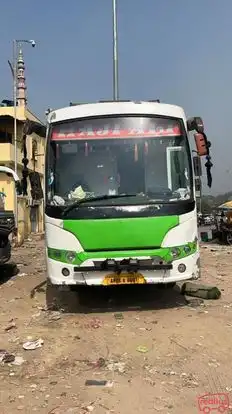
[[17, 197, 30, 245], [0, 172, 15, 211], [16, 197, 44, 245]]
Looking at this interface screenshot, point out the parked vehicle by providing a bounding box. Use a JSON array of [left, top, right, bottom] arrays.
[[216, 209, 232, 245], [0, 166, 21, 264]]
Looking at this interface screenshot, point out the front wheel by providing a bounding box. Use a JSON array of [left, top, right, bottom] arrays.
[[46, 279, 81, 312]]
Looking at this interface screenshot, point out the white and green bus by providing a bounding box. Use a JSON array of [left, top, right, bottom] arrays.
[[42, 100, 211, 287]]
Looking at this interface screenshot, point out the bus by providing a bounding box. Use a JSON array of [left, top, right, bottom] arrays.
[[42, 100, 212, 287]]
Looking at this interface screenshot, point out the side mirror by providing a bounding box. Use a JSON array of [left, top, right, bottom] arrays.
[[194, 133, 211, 156], [187, 117, 204, 133], [193, 155, 202, 176], [15, 181, 22, 195]]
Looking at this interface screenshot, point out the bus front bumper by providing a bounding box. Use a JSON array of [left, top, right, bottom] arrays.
[[46, 253, 200, 286]]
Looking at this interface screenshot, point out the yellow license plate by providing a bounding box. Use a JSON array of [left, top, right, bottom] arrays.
[[102, 272, 146, 286]]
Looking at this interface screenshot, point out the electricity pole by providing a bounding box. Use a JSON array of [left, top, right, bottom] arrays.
[[112, 0, 119, 100]]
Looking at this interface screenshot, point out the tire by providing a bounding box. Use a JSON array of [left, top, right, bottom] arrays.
[[46, 279, 81, 312]]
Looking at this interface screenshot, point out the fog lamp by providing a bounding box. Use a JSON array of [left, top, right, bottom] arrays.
[[178, 263, 186, 273], [62, 268, 70, 277]]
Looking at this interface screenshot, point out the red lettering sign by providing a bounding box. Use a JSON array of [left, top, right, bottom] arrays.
[[51, 125, 181, 140]]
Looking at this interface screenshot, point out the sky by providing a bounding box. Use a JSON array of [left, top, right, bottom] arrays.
[[0, 0, 232, 195]]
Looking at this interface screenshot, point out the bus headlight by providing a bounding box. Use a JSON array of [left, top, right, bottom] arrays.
[[53, 249, 62, 259], [65, 251, 76, 263], [192, 241, 197, 251], [183, 245, 191, 254], [170, 247, 180, 258]]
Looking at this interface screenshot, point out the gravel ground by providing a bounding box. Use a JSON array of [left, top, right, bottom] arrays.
[[0, 236, 232, 414]]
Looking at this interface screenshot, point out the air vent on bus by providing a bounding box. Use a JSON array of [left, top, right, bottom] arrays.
[[70, 99, 160, 106], [69, 102, 90, 106], [98, 99, 160, 103], [98, 100, 131, 103]]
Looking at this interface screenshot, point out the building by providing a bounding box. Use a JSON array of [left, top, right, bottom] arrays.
[[0, 48, 45, 244]]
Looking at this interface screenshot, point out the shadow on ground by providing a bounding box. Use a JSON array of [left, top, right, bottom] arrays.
[[0, 262, 18, 285], [45, 282, 187, 313]]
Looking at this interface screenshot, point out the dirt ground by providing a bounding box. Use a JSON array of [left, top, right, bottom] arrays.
[[1, 236, 232, 414]]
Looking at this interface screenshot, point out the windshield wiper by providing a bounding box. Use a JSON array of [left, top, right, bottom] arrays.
[[62, 193, 138, 216]]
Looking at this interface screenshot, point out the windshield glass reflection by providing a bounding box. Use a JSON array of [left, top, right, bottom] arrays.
[[46, 116, 193, 206]]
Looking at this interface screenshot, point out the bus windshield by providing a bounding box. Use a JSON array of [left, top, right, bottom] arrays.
[[46, 115, 193, 206]]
